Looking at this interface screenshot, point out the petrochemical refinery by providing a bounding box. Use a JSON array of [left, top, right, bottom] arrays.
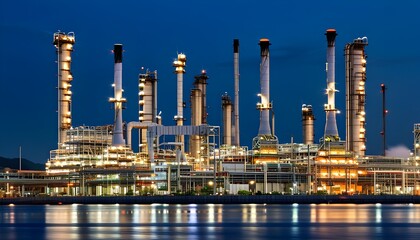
[[2, 30, 420, 198]]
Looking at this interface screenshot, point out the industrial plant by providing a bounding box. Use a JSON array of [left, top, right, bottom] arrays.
[[2, 30, 420, 198]]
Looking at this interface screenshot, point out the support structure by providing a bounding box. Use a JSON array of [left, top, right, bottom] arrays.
[[345, 37, 368, 157], [53, 31, 75, 146]]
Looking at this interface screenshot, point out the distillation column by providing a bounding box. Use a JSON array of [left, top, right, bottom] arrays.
[[190, 70, 209, 160], [194, 70, 209, 124], [53, 31, 75, 146], [345, 37, 368, 157], [109, 44, 126, 146], [190, 89, 202, 160], [173, 54, 187, 152], [222, 94, 233, 146], [324, 29, 340, 142], [233, 39, 240, 146], [302, 104, 315, 145], [257, 38, 272, 136], [139, 70, 158, 153]]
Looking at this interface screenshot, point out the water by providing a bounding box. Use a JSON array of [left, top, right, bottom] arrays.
[[1, 203, 420, 239]]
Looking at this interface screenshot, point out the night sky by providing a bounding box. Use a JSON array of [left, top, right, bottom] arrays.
[[1, 1, 419, 164]]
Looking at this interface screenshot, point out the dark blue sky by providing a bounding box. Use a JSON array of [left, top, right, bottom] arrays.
[[1, 0, 419, 163]]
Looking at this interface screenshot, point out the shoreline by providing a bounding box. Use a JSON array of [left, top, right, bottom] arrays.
[[1, 195, 420, 205]]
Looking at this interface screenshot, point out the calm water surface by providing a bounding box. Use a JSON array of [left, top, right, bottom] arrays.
[[1, 203, 420, 239]]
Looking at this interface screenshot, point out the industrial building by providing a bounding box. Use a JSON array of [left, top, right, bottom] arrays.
[[3, 30, 418, 198]]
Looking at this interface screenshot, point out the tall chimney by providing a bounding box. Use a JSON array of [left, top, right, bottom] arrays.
[[110, 44, 126, 146], [53, 31, 75, 146], [233, 39, 240, 146], [173, 53, 187, 151], [257, 38, 272, 136], [324, 29, 339, 141]]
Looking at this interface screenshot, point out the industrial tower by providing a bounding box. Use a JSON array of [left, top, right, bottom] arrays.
[[302, 104, 315, 145], [345, 37, 368, 157], [233, 39, 240, 146], [173, 53, 187, 152], [190, 70, 209, 160], [138, 70, 158, 153], [109, 44, 127, 146], [53, 31, 75, 146], [323, 29, 340, 142], [252, 38, 278, 155]]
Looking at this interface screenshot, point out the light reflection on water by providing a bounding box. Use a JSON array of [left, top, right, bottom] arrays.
[[1, 203, 420, 239]]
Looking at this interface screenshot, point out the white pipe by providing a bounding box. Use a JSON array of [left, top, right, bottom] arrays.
[[126, 121, 157, 149]]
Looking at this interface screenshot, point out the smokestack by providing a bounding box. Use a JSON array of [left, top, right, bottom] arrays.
[[324, 29, 339, 141], [302, 104, 315, 145], [233, 39, 240, 146], [257, 38, 272, 136], [222, 93, 233, 146], [53, 31, 75, 146], [345, 36, 368, 156], [381, 84, 387, 156], [173, 53, 187, 151], [110, 44, 126, 146]]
